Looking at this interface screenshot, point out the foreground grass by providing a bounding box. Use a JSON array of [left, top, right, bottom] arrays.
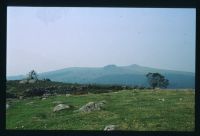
[[6, 89, 194, 131]]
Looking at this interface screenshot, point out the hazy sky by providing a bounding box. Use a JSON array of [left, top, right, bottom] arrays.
[[7, 7, 196, 76]]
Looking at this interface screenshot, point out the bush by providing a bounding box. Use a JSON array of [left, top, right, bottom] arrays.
[[138, 86, 145, 90], [6, 92, 17, 98], [24, 88, 46, 97]]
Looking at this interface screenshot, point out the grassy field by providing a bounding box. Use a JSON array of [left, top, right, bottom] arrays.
[[6, 89, 194, 131]]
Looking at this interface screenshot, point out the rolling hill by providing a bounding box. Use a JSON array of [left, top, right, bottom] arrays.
[[7, 64, 195, 89]]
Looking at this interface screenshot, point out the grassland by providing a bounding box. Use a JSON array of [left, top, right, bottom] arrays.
[[6, 89, 194, 131]]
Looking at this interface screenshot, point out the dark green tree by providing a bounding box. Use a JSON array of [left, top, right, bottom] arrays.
[[27, 70, 38, 80], [146, 72, 169, 89]]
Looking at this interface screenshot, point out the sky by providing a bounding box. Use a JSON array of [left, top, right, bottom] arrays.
[[7, 7, 196, 76]]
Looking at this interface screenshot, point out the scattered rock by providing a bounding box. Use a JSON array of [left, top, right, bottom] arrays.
[[104, 125, 117, 131], [42, 97, 47, 100], [43, 93, 51, 97], [19, 96, 24, 100], [66, 94, 71, 97], [158, 98, 165, 102], [6, 103, 10, 109], [76, 100, 106, 113], [25, 101, 34, 105], [53, 104, 70, 112]]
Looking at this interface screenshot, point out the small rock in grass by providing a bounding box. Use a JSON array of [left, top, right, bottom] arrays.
[[25, 101, 34, 105], [158, 98, 165, 102], [66, 94, 71, 97], [53, 104, 70, 112], [104, 125, 117, 131], [179, 98, 183, 101], [42, 97, 47, 100], [19, 96, 24, 100], [43, 93, 51, 97], [6, 103, 10, 109]]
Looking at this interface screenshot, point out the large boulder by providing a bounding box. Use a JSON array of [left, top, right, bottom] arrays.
[[78, 102, 96, 113], [76, 100, 106, 113], [53, 104, 70, 112]]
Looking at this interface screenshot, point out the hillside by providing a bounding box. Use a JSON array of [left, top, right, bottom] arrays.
[[7, 64, 195, 89], [6, 89, 195, 131]]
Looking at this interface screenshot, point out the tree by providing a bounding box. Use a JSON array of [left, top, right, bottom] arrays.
[[27, 70, 38, 80], [146, 72, 169, 89]]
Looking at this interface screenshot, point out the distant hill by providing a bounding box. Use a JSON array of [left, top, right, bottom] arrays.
[[7, 64, 195, 89]]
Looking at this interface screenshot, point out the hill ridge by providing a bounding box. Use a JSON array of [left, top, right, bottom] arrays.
[[7, 64, 195, 89]]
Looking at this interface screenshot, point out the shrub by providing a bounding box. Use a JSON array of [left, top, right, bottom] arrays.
[[23, 88, 46, 97], [6, 92, 17, 98], [146, 72, 169, 89]]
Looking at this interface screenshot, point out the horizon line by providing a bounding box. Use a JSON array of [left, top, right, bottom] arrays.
[[7, 63, 195, 77]]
